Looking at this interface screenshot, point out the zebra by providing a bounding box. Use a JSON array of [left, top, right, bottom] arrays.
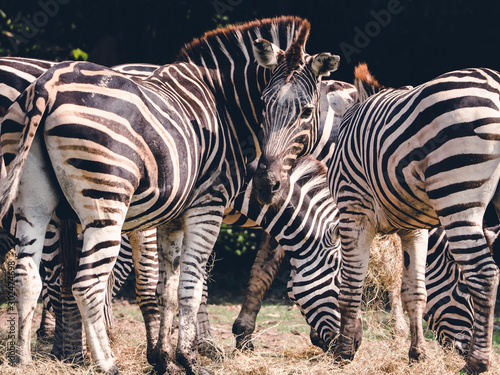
[[221, 155, 352, 352], [0, 16, 339, 375], [0, 56, 161, 362], [321, 64, 500, 374], [225, 80, 359, 350]]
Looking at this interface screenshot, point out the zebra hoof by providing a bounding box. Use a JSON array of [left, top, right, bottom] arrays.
[[461, 356, 490, 374], [198, 340, 224, 361], [459, 365, 479, 375], [235, 336, 255, 352], [408, 346, 426, 363], [333, 334, 356, 365], [157, 362, 183, 375]]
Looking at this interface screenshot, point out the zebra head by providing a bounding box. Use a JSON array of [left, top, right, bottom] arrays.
[[252, 21, 340, 205]]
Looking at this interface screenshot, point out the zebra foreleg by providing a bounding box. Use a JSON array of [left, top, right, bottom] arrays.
[[232, 232, 284, 351], [398, 229, 428, 363], [175, 207, 224, 375], [154, 222, 184, 374], [128, 228, 161, 366], [334, 209, 376, 364]]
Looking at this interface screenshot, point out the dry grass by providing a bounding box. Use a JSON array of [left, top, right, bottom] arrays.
[[1, 235, 500, 374], [1, 299, 500, 375], [364, 234, 403, 311]]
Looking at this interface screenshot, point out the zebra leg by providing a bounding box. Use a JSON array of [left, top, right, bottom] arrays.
[[175, 208, 224, 375], [154, 222, 184, 374], [398, 229, 428, 362], [13, 135, 60, 366], [441, 219, 499, 373], [128, 228, 161, 365], [232, 232, 284, 351], [334, 210, 376, 363], [15, 220, 53, 365], [197, 275, 224, 361], [387, 285, 408, 338], [41, 218, 64, 358], [37, 305, 56, 340], [71, 225, 122, 375]]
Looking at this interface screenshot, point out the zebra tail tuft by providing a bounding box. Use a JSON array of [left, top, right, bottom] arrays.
[[0, 83, 48, 219]]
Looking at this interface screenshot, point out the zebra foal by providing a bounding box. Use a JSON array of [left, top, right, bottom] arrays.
[[325, 65, 500, 373]]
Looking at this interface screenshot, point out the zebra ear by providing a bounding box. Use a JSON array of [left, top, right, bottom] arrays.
[[310, 53, 340, 78], [253, 39, 283, 69]]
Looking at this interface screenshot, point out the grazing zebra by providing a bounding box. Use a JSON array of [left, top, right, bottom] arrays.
[[222, 155, 351, 352], [0, 17, 339, 374], [0, 56, 161, 362], [226, 80, 359, 350], [322, 65, 500, 374], [424, 226, 474, 356]]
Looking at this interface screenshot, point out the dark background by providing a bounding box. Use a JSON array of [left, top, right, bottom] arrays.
[[2, 0, 500, 298], [2, 0, 500, 88]]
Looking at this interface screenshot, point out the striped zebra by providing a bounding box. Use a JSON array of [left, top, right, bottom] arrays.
[[222, 155, 352, 352], [225, 80, 359, 350], [321, 65, 500, 374], [0, 56, 161, 362], [0, 17, 339, 375]]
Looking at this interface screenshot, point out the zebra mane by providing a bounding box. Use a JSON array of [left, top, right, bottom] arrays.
[[284, 20, 311, 78], [354, 63, 384, 102], [176, 16, 306, 65]]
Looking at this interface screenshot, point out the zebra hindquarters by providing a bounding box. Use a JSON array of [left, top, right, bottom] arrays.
[[232, 232, 285, 351], [333, 197, 377, 363], [398, 229, 428, 362]]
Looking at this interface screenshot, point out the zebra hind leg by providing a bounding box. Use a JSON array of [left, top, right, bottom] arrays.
[[398, 229, 428, 363], [71, 225, 123, 375]]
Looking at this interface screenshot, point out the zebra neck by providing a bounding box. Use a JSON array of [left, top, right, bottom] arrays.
[[175, 16, 307, 165]]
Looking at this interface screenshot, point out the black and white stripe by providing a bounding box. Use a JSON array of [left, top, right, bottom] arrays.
[[0, 17, 338, 374], [328, 65, 500, 374], [0, 56, 161, 361]]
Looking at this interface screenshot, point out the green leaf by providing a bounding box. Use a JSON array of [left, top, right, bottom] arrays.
[[70, 48, 88, 61]]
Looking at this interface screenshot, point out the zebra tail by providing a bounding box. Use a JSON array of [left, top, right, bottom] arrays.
[[59, 219, 79, 295], [0, 82, 48, 220]]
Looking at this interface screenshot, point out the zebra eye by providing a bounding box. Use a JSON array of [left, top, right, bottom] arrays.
[[300, 106, 314, 119]]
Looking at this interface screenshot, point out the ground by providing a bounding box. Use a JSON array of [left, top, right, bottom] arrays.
[[1, 298, 500, 375]]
